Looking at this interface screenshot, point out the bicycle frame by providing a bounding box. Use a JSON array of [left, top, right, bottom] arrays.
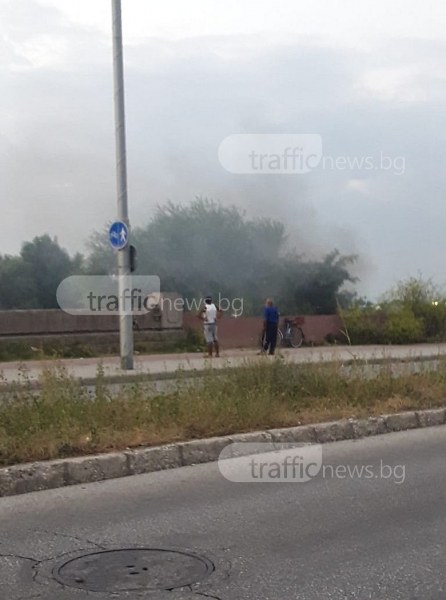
[[260, 317, 305, 350], [282, 321, 293, 341]]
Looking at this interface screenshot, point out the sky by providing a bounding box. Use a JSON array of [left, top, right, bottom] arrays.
[[1, 0, 445, 298]]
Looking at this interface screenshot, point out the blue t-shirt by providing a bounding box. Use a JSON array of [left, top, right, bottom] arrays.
[[263, 306, 279, 324]]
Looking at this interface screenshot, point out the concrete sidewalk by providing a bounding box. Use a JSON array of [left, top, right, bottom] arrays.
[[1, 343, 446, 383]]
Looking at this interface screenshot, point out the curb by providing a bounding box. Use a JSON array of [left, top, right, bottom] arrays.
[[1, 408, 445, 497]]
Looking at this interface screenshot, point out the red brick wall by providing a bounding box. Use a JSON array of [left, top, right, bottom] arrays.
[[183, 313, 343, 348], [0, 308, 343, 348], [0, 295, 182, 336]]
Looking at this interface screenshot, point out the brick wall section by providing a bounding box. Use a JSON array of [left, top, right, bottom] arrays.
[[0, 308, 343, 348], [0, 293, 183, 336], [0, 310, 121, 336], [183, 313, 344, 347]]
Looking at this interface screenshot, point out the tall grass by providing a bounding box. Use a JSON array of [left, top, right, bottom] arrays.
[[1, 358, 446, 466]]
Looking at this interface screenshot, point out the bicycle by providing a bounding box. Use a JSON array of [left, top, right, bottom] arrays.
[[260, 316, 305, 350]]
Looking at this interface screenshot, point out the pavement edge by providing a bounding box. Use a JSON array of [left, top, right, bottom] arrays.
[[1, 408, 445, 497]]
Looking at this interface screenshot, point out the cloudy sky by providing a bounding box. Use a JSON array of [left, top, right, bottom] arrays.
[[1, 0, 445, 298]]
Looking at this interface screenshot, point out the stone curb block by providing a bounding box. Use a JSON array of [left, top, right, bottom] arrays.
[[351, 416, 387, 438], [126, 444, 182, 475], [178, 436, 233, 466], [384, 411, 419, 432], [416, 408, 446, 428], [268, 425, 316, 445], [228, 432, 274, 458], [65, 453, 129, 486], [0, 461, 66, 497], [1, 408, 445, 497], [313, 420, 355, 443]]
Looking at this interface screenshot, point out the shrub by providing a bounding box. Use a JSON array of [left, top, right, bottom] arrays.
[[383, 309, 424, 344], [415, 303, 446, 340], [341, 306, 424, 344]]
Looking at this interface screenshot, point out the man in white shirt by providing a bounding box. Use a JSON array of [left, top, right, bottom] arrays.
[[198, 295, 222, 357]]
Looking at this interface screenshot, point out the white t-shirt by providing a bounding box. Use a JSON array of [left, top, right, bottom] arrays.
[[204, 303, 217, 324]]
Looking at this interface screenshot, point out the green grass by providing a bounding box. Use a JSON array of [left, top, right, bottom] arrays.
[[1, 357, 446, 467]]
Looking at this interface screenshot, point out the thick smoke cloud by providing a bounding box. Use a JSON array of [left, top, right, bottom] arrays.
[[1, 0, 445, 298]]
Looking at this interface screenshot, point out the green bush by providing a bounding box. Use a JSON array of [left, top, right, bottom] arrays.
[[383, 309, 424, 344], [341, 306, 424, 344], [415, 303, 446, 340], [340, 307, 384, 344], [377, 275, 446, 342]]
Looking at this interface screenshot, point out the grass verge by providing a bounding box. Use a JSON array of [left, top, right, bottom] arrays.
[[1, 357, 446, 467]]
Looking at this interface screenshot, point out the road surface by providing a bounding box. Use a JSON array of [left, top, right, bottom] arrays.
[[1, 426, 446, 599], [1, 343, 446, 383]]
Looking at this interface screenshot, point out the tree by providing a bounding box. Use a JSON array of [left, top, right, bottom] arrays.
[[87, 198, 357, 315], [85, 228, 115, 275], [0, 255, 38, 309], [278, 250, 358, 314], [19, 235, 74, 308], [0, 235, 83, 309], [0, 201, 357, 313]]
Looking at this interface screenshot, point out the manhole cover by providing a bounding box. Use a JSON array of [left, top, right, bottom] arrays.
[[54, 548, 214, 593]]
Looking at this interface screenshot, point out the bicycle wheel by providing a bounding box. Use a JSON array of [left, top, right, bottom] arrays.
[[260, 328, 283, 348], [289, 326, 304, 348]]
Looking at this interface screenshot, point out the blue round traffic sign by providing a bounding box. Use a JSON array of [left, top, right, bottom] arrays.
[[109, 221, 129, 250]]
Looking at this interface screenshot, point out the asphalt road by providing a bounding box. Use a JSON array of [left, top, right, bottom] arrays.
[[1, 426, 446, 599], [2, 342, 446, 383]]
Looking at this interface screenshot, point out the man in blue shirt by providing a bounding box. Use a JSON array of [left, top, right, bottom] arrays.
[[262, 298, 280, 355]]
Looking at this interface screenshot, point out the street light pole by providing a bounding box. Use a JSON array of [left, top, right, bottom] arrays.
[[111, 0, 133, 370]]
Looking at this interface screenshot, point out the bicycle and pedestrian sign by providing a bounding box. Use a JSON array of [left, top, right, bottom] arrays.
[[109, 220, 129, 250]]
